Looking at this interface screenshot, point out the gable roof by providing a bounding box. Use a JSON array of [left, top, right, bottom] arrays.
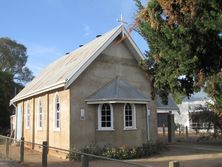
[[156, 95, 179, 111], [85, 77, 150, 104], [10, 25, 145, 104]]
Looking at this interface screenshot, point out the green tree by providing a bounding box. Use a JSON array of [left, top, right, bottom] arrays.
[[0, 38, 33, 129], [0, 37, 34, 84], [134, 0, 222, 103]]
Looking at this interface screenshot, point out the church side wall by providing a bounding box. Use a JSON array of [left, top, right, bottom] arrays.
[[17, 89, 70, 151], [48, 89, 70, 150]]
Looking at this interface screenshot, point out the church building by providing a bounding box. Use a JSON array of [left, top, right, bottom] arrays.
[[10, 25, 157, 151]]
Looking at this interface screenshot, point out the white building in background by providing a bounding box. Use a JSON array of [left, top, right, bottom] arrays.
[[177, 96, 212, 130], [156, 91, 213, 132]]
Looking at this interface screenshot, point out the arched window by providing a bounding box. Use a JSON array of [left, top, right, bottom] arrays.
[[54, 94, 60, 130], [98, 103, 113, 130], [26, 101, 30, 129], [38, 98, 43, 129], [124, 103, 136, 129]]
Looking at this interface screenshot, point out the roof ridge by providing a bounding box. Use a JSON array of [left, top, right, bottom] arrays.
[[10, 25, 146, 103]]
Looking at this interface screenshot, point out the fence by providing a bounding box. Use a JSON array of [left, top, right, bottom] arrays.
[[0, 135, 181, 167], [0, 135, 143, 167]]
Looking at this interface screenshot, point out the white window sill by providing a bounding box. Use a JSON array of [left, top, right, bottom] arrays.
[[96, 128, 115, 131], [53, 128, 60, 132], [37, 127, 43, 131], [123, 127, 137, 131]]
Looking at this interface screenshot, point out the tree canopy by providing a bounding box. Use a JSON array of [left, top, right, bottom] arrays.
[[0, 37, 34, 84], [0, 37, 33, 129], [134, 0, 222, 104]]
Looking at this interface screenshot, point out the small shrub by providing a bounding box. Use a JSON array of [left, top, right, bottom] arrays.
[[67, 144, 103, 160], [102, 145, 137, 159], [67, 147, 81, 160], [68, 141, 168, 160]]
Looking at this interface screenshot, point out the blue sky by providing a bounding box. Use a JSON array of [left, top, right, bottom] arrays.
[[0, 0, 148, 76]]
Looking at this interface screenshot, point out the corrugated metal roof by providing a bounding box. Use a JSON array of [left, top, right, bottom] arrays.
[[86, 77, 150, 104], [156, 95, 179, 111], [11, 25, 123, 103], [10, 25, 145, 103]]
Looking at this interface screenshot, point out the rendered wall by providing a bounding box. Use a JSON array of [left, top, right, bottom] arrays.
[[70, 38, 157, 148], [17, 89, 70, 150]]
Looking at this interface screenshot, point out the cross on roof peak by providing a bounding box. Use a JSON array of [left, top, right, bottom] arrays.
[[117, 14, 128, 25]]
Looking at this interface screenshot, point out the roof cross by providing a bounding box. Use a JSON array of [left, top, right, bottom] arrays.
[[117, 14, 128, 25]]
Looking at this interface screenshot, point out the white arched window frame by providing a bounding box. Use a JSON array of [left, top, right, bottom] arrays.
[[26, 101, 30, 129], [54, 93, 61, 131], [98, 103, 114, 131], [38, 97, 43, 130], [123, 103, 136, 130]]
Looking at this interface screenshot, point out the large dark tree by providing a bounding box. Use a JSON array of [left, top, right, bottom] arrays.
[[0, 37, 33, 84], [134, 0, 222, 104], [0, 38, 33, 129]]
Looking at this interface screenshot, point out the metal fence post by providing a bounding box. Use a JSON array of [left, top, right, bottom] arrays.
[[5, 138, 9, 158], [169, 161, 180, 167], [186, 126, 188, 139], [42, 141, 48, 167], [20, 137, 24, 163], [81, 155, 89, 167], [163, 124, 165, 137]]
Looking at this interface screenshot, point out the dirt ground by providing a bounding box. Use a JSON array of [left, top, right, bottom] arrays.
[[131, 143, 222, 167], [1, 142, 222, 167]]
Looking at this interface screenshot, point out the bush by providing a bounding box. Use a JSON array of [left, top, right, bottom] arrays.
[[68, 141, 167, 160], [102, 145, 137, 159], [67, 144, 102, 160]]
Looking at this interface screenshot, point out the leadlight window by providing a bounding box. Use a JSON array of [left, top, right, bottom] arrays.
[[98, 103, 113, 130], [124, 103, 136, 129], [26, 101, 30, 129], [38, 98, 43, 129], [55, 94, 60, 130]]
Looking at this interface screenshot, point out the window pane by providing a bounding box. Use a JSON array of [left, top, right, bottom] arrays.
[[102, 116, 106, 121], [106, 110, 111, 115], [57, 112, 60, 119], [57, 103, 60, 111], [128, 110, 132, 115], [102, 122, 106, 127], [107, 116, 111, 121], [101, 110, 106, 116], [129, 116, 132, 121], [107, 122, 111, 127], [126, 121, 129, 126], [57, 120, 59, 128], [128, 121, 132, 126]]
